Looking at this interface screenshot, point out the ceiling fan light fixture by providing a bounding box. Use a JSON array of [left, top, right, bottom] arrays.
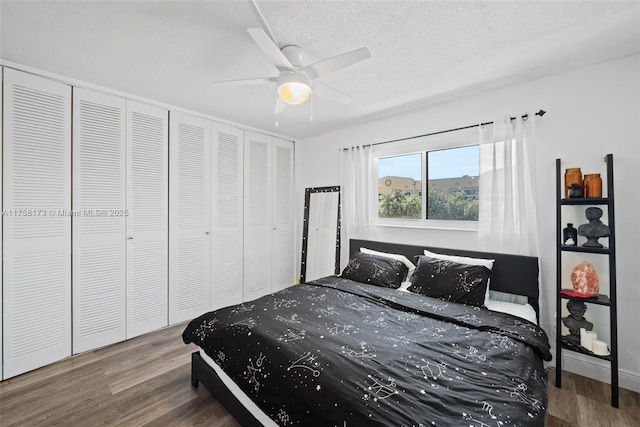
[[277, 74, 312, 105]]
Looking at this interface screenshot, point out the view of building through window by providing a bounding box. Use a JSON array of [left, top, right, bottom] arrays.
[[378, 146, 479, 220]]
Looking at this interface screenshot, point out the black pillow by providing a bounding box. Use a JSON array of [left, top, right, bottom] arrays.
[[341, 252, 409, 289], [407, 255, 492, 307]]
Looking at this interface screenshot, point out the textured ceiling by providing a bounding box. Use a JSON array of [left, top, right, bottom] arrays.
[[1, 1, 639, 140]]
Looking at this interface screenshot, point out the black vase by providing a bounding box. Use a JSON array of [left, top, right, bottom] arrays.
[[563, 223, 578, 246], [568, 185, 582, 198]]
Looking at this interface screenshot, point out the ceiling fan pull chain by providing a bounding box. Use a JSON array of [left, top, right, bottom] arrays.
[[310, 93, 314, 122]]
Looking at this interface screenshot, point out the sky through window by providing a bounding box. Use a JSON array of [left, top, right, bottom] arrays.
[[378, 145, 479, 180]]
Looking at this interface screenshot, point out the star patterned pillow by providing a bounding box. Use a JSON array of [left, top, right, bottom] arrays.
[[407, 255, 492, 307], [341, 252, 409, 289]]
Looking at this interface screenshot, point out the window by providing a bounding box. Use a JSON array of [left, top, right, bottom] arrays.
[[377, 146, 479, 221], [378, 153, 421, 219]]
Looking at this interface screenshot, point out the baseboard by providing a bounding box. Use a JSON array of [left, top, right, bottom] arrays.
[[550, 350, 640, 393]]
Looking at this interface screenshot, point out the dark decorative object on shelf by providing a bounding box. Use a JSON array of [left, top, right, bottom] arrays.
[[562, 300, 593, 343], [564, 167, 582, 198], [567, 183, 582, 198], [562, 223, 578, 246], [578, 207, 611, 248]]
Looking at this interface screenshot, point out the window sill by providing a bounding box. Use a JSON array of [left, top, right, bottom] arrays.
[[376, 219, 478, 232]]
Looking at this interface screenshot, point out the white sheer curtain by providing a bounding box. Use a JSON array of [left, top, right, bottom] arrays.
[[477, 113, 539, 256], [340, 145, 377, 267], [477, 113, 547, 329]]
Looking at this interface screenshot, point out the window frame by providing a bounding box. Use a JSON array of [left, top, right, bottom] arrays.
[[373, 127, 479, 231]]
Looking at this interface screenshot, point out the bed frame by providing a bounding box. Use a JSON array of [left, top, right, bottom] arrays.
[[190, 239, 540, 426]]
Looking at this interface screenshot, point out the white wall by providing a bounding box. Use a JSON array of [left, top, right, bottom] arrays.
[[296, 54, 640, 391]]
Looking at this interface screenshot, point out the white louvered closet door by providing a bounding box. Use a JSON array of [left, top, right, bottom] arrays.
[[2, 68, 72, 378], [211, 123, 243, 311], [72, 89, 126, 353], [169, 112, 211, 324], [126, 101, 169, 338], [271, 138, 295, 292], [243, 132, 273, 302]]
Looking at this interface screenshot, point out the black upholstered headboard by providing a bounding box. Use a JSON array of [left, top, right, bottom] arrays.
[[350, 239, 540, 320]]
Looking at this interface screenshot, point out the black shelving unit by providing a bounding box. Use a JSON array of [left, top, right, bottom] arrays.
[[555, 154, 618, 408]]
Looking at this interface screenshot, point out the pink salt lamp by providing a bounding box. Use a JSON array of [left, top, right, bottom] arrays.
[[570, 261, 599, 296]]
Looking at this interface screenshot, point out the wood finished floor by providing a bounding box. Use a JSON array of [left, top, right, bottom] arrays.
[[1, 322, 638, 426]]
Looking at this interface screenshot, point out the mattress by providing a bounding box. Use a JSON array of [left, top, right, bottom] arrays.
[[199, 349, 277, 426]]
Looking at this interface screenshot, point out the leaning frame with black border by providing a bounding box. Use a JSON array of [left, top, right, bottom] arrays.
[[299, 186, 341, 283]]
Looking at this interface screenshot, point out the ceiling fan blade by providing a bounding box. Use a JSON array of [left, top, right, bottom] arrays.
[[247, 28, 295, 72], [210, 77, 276, 87], [274, 97, 287, 114], [302, 47, 371, 80], [312, 82, 352, 104]]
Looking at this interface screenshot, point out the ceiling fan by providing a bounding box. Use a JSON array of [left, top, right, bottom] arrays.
[[211, 27, 371, 115]]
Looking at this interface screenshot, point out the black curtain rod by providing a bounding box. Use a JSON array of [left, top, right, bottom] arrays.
[[341, 109, 546, 151]]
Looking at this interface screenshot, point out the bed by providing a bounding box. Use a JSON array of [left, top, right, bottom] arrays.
[[183, 239, 551, 426]]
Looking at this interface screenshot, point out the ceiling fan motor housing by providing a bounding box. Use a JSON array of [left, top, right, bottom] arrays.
[[281, 45, 305, 67]]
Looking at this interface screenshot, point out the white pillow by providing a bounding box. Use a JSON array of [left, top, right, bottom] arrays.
[[485, 300, 538, 324], [360, 247, 416, 282], [488, 289, 528, 305], [423, 249, 495, 305]]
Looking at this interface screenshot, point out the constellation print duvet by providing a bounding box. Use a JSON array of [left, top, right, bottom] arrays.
[[183, 276, 552, 427]]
